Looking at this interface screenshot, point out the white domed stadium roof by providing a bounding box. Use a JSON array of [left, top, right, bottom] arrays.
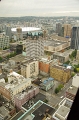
[[11, 27, 41, 32]]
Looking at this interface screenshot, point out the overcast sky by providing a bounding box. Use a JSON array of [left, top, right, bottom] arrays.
[[0, 0, 79, 17]]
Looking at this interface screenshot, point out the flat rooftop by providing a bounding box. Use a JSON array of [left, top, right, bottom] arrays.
[[11, 111, 24, 120], [44, 40, 67, 47], [0, 106, 11, 119], [10, 54, 26, 63], [52, 35, 70, 42], [56, 106, 69, 118], [53, 49, 73, 57], [32, 103, 55, 120], [22, 93, 46, 110], [15, 86, 38, 100], [19, 100, 55, 120], [67, 86, 78, 95]]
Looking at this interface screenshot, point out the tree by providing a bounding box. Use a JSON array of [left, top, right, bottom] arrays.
[[5, 78, 8, 83], [71, 72, 75, 77], [64, 60, 70, 64], [55, 88, 59, 94], [0, 57, 2, 61], [76, 68, 79, 72], [55, 84, 64, 94], [74, 68, 77, 73]]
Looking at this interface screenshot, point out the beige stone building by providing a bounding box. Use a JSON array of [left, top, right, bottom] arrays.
[[21, 60, 39, 78], [0, 71, 31, 103], [50, 65, 71, 83]]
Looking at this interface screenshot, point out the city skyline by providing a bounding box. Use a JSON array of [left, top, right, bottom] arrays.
[[0, 0, 79, 17]]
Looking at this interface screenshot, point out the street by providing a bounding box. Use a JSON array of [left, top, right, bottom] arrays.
[[39, 77, 73, 108]]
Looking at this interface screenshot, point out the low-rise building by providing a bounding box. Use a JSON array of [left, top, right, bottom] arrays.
[[66, 74, 79, 100], [0, 71, 31, 103], [53, 98, 73, 120], [18, 100, 55, 120], [50, 65, 71, 83], [44, 40, 70, 53], [53, 49, 73, 63], [14, 86, 39, 109], [40, 77, 54, 91], [52, 35, 71, 42], [39, 57, 52, 76], [66, 86, 78, 100], [21, 59, 39, 78]]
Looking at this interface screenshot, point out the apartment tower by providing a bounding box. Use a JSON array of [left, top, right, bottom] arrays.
[[71, 26, 79, 49]]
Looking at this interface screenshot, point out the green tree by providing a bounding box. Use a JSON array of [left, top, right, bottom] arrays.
[[76, 68, 79, 72], [74, 68, 77, 73], [5, 78, 8, 82], [55, 88, 59, 94], [71, 72, 75, 77], [0, 57, 3, 61]]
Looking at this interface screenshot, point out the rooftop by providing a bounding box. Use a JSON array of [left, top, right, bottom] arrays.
[[0, 106, 11, 119], [22, 93, 46, 110], [11, 27, 41, 32], [32, 103, 55, 120], [67, 86, 78, 95], [14, 86, 37, 100], [59, 97, 73, 109], [51, 65, 71, 72], [9, 54, 26, 63], [53, 49, 74, 57], [11, 111, 24, 120], [52, 35, 70, 42], [18, 100, 55, 120], [44, 40, 67, 47], [56, 106, 69, 118]]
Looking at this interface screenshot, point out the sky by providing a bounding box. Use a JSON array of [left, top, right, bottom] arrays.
[[0, 0, 79, 17]]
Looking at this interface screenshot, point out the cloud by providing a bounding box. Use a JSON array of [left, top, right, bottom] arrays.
[[0, 0, 79, 17]]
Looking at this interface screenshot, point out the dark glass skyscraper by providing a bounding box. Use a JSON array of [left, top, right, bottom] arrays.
[[71, 27, 79, 50]]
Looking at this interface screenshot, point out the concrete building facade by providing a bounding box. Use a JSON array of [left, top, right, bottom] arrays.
[[0, 34, 9, 50], [21, 60, 39, 78], [23, 39, 44, 58], [53, 49, 73, 63]]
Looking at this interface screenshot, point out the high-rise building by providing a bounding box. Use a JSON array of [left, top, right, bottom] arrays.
[[56, 23, 62, 36], [71, 27, 79, 49], [63, 24, 71, 38], [6, 26, 12, 39], [0, 34, 9, 50], [23, 39, 44, 58]]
